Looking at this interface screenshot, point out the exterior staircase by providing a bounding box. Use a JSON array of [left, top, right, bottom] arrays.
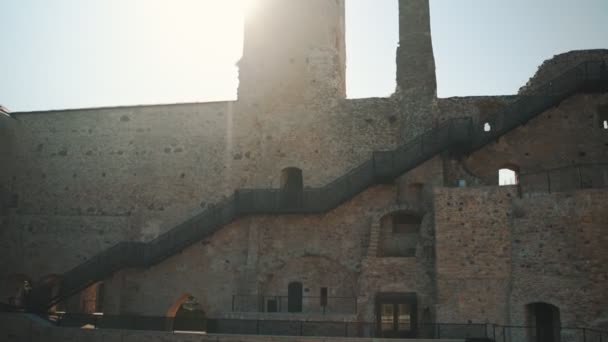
[[28, 61, 608, 311]]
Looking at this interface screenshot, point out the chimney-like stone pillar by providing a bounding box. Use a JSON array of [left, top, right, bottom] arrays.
[[396, 0, 438, 140]]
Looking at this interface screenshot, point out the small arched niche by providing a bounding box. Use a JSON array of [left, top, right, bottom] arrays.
[[379, 212, 422, 257], [498, 164, 520, 186]]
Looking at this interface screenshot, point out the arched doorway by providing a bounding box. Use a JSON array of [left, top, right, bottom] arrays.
[[167, 294, 206, 332], [287, 282, 303, 313], [527, 302, 561, 342]]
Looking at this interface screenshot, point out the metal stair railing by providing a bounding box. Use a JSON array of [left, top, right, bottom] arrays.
[[32, 60, 608, 310]]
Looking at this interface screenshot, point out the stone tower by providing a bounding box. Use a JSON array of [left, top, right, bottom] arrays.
[[397, 0, 437, 139], [237, 0, 346, 109]]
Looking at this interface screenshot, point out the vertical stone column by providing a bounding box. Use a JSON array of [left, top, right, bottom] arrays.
[[396, 0, 437, 140], [237, 0, 346, 109]]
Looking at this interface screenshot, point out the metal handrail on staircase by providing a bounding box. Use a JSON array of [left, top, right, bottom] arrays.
[[29, 60, 607, 311]]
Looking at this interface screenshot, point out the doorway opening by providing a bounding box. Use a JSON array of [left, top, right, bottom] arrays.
[[287, 282, 303, 313], [526, 302, 561, 342], [281, 167, 303, 208], [375, 293, 417, 338]]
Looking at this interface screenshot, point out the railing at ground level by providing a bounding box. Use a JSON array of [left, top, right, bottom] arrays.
[[1, 312, 595, 341], [231, 295, 357, 315], [519, 163, 608, 194]]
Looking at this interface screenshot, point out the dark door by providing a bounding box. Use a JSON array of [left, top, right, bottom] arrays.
[[287, 282, 303, 312], [281, 167, 303, 208], [376, 293, 417, 338], [535, 303, 559, 342]]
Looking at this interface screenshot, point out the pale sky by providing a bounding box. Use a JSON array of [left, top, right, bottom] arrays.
[[0, 0, 606, 112]]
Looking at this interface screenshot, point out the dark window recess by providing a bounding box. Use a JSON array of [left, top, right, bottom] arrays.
[[96, 282, 105, 313], [320, 287, 328, 306], [266, 299, 278, 313], [599, 106, 608, 130], [281, 167, 304, 208], [392, 214, 421, 234]]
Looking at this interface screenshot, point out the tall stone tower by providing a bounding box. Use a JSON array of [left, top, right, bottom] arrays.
[[397, 0, 437, 139], [237, 0, 346, 109]]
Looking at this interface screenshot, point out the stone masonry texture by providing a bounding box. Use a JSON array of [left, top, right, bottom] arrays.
[[0, 0, 607, 340]]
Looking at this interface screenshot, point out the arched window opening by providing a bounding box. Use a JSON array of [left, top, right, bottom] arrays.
[[499, 166, 519, 186], [168, 294, 206, 332], [526, 302, 561, 342], [483, 122, 492, 132], [287, 282, 303, 313]]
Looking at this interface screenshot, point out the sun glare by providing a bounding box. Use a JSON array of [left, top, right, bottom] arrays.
[[241, 0, 257, 16]]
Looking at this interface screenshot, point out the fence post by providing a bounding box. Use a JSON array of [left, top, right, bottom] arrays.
[[231, 295, 235, 312], [503, 326, 506, 342], [492, 324, 496, 341], [547, 171, 551, 193], [300, 321, 303, 336]]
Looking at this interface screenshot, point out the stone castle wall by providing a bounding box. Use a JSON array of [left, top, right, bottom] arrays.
[[0, 0, 607, 332]]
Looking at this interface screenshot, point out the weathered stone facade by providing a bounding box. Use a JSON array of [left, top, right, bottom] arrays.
[[1, 0, 607, 340]]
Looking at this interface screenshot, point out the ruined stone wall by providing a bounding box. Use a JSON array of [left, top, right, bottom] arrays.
[[434, 186, 515, 324], [434, 186, 608, 326], [1, 102, 234, 286], [509, 190, 608, 328], [519, 49, 608, 95], [460, 93, 608, 185], [103, 185, 398, 318], [229, 98, 399, 190]]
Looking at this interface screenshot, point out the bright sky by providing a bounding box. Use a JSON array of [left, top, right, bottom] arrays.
[[0, 0, 606, 112]]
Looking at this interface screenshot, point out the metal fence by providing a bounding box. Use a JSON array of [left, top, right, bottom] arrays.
[[29, 61, 608, 310], [231, 295, 357, 315], [487, 325, 608, 342], [520, 163, 608, 193], [4, 312, 602, 341]]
